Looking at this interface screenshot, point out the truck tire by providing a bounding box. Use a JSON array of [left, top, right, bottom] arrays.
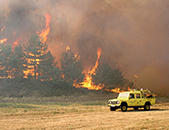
[[144, 102, 150, 111], [121, 104, 127, 112]]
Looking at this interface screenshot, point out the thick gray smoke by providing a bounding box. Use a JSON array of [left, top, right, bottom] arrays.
[[0, 0, 169, 96]]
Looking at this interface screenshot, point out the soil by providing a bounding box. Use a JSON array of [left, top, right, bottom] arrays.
[[0, 103, 169, 130]]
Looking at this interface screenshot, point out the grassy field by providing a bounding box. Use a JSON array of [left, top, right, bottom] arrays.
[[0, 95, 169, 130]]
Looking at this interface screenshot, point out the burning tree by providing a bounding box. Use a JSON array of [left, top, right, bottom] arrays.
[[23, 35, 60, 80], [92, 63, 126, 91], [23, 35, 47, 79], [23, 35, 62, 81], [0, 34, 61, 82]]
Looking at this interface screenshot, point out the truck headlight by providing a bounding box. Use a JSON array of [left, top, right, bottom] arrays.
[[116, 101, 120, 104]]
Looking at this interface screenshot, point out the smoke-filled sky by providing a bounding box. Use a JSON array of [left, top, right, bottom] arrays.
[[0, 0, 169, 95]]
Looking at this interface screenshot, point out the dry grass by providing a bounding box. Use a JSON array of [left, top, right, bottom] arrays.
[[0, 95, 168, 130]]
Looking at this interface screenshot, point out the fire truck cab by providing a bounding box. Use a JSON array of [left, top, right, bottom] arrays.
[[107, 89, 156, 112]]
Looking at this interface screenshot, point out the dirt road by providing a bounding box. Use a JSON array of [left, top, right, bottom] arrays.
[[0, 103, 169, 130]]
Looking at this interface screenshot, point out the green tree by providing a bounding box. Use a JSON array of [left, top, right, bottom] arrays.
[[0, 44, 13, 78], [23, 35, 48, 79], [92, 63, 125, 90], [38, 51, 62, 82], [11, 44, 27, 79], [61, 51, 84, 84]]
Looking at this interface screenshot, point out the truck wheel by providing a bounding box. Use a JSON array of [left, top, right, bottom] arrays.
[[144, 103, 150, 111], [133, 107, 138, 110], [110, 107, 116, 111], [121, 104, 127, 112]]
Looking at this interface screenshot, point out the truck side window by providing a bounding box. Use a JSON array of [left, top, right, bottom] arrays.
[[129, 94, 134, 99], [136, 94, 140, 98]]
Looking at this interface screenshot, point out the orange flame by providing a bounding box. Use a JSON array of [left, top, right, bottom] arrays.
[[0, 38, 7, 44], [0, 27, 7, 44], [108, 88, 121, 93], [1, 26, 5, 32], [13, 39, 18, 46], [12, 31, 23, 47], [134, 75, 138, 78], [106, 86, 131, 93], [37, 13, 51, 43], [81, 73, 102, 90], [90, 48, 101, 74], [80, 48, 102, 89], [66, 45, 71, 51], [74, 48, 102, 90]]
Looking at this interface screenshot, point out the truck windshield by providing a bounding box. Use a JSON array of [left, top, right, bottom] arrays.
[[118, 92, 129, 98]]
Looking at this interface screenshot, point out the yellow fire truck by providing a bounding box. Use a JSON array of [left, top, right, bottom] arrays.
[[108, 89, 156, 112]]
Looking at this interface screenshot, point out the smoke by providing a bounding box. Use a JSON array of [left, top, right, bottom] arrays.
[[0, 0, 169, 95]]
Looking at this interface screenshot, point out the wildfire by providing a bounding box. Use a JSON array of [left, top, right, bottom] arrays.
[[37, 13, 51, 43], [74, 47, 131, 93]]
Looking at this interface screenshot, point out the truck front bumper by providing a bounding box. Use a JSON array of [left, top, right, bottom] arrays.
[[108, 104, 120, 109], [110, 105, 120, 109]]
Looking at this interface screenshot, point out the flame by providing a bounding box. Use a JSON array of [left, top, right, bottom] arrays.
[[37, 13, 51, 43], [12, 31, 23, 47], [0, 38, 7, 44], [23, 53, 43, 78], [74, 48, 102, 90], [0, 27, 7, 44], [134, 75, 138, 78], [80, 48, 102, 89], [66, 45, 71, 51], [90, 48, 101, 74], [13, 39, 18, 46], [81, 73, 102, 90], [1, 26, 5, 32], [106, 86, 131, 93], [108, 87, 121, 93]]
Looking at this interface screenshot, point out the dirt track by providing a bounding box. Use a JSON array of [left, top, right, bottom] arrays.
[[0, 103, 169, 130]]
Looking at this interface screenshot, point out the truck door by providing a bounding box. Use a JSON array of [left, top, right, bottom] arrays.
[[128, 93, 136, 106], [135, 93, 142, 106]]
